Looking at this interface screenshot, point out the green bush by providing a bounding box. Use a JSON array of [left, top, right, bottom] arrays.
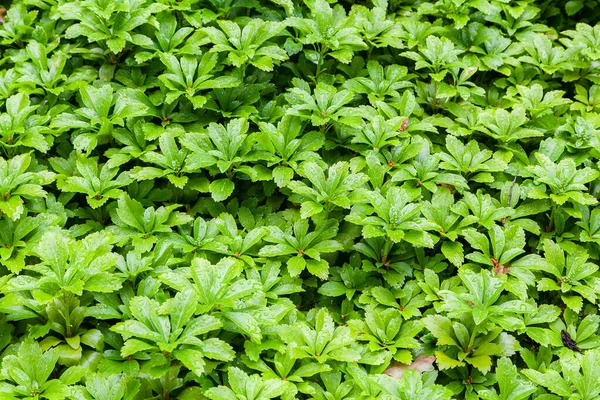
[[0, 0, 600, 398]]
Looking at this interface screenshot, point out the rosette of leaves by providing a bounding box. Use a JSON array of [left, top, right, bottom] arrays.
[[211, 212, 268, 266], [522, 307, 600, 353], [504, 84, 571, 120], [358, 280, 430, 320], [347, 115, 410, 156], [424, 313, 521, 374], [111, 289, 235, 377], [353, 236, 417, 286], [202, 19, 288, 72], [157, 52, 240, 109], [424, 269, 530, 373], [439, 269, 534, 330], [131, 11, 198, 63], [165, 216, 229, 261], [205, 81, 273, 119], [287, 0, 367, 67], [527, 152, 600, 206], [182, 118, 271, 202], [402, 35, 463, 82], [343, 61, 412, 105], [0, 4, 38, 47], [284, 79, 358, 127], [128, 130, 191, 189], [0, 338, 86, 400], [15, 40, 72, 97], [54, 155, 132, 208], [40, 296, 106, 367], [372, 369, 453, 400], [391, 140, 469, 194], [277, 307, 361, 364], [107, 119, 159, 163], [438, 135, 510, 184], [0, 212, 59, 273], [51, 84, 149, 153], [346, 186, 436, 247], [2, 230, 122, 365], [159, 257, 271, 343], [555, 114, 600, 153], [296, 370, 358, 399], [518, 33, 579, 75], [318, 256, 380, 301], [71, 373, 141, 400], [107, 194, 193, 253], [286, 161, 368, 219], [474, 107, 544, 143], [350, 0, 404, 49], [419, 187, 478, 267], [523, 349, 600, 399], [245, 260, 304, 308], [476, 357, 537, 400], [240, 342, 332, 400], [416, 268, 462, 312], [454, 190, 513, 230], [0, 93, 61, 154], [58, 0, 167, 53], [462, 225, 547, 300], [8, 230, 122, 298], [256, 115, 324, 188], [577, 205, 600, 244], [259, 217, 343, 279], [348, 308, 422, 364], [205, 366, 287, 400], [533, 239, 600, 312], [0, 153, 55, 220]]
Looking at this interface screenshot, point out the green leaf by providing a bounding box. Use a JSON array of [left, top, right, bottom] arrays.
[[287, 255, 306, 277], [209, 179, 235, 202], [300, 201, 324, 219], [435, 351, 466, 369], [495, 357, 537, 400], [441, 241, 464, 266], [174, 349, 206, 376], [522, 369, 571, 397]]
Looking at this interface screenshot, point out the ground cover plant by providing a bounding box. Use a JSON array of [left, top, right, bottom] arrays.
[[0, 0, 600, 398]]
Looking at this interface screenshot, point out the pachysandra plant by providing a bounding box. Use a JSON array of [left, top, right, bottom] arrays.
[[0, 213, 58, 273], [202, 19, 289, 72], [522, 349, 600, 399], [286, 161, 368, 219], [158, 52, 240, 109], [55, 155, 132, 208], [277, 307, 362, 364], [0, 153, 55, 220], [346, 186, 436, 247], [1, 0, 600, 397], [521, 301, 600, 353], [256, 115, 324, 188], [183, 118, 272, 201], [259, 217, 343, 279], [111, 289, 235, 377], [52, 84, 149, 153], [534, 239, 600, 312]]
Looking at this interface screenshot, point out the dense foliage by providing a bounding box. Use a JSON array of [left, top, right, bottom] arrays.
[[1, 0, 600, 398]]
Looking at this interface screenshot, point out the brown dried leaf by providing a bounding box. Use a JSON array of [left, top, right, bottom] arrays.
[[383, 355, 436, 380], [493, 263, 510, 275]]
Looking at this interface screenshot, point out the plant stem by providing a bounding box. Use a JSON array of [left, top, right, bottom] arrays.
[[548, 203, 556, 232], [64, 295, 72, 338], [315, 45, 328, 81], [466, 324, 479, 354]]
